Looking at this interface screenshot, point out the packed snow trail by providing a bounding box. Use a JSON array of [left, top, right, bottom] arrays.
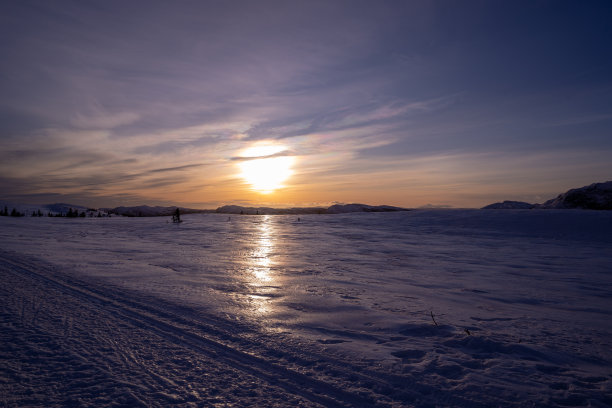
[[0, 252, 389, 407], [1, 251, 485, 407]]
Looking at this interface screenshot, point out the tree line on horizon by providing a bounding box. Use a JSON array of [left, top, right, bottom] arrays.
[[0, 206, 26, 217], [0, 206, 108, 218]]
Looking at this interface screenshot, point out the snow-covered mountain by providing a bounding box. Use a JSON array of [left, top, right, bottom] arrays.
[[482, 201, 535, 209], [538, 181, 612, 210], [325, 203, 408, 213], [482, 181, 612, 210]]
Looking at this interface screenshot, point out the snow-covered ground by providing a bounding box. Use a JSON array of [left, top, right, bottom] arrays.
[[1, 210, 611, 407]]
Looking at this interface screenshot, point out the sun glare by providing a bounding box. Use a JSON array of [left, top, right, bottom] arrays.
[[238, 144, 294, 194]]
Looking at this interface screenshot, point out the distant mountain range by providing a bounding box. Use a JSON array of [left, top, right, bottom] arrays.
[[483, 181, 612, 210], [111, 203, 408, 216], [106, 205, 212, 217], [0, 201, 409, 217], [4, 182, 609, 218], [481, 201, 535, 210]]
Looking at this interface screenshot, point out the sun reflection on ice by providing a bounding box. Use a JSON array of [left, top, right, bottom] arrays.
[[245, 215, 279, 315]]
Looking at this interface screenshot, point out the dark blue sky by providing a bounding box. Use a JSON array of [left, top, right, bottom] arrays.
[[1, 0, 611, 207]]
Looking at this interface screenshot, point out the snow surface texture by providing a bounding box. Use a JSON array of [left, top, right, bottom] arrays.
[[1, 210, 611, 407]]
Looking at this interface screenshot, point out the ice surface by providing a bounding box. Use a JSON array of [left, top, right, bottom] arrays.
[[1, 210, 611, 406]]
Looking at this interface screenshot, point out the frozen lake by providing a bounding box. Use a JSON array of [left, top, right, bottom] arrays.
[[1, 210, 611, 406]]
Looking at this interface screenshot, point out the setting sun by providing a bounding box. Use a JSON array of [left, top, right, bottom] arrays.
[[238, 144, 294, 194]]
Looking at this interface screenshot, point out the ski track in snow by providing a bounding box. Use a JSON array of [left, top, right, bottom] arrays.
[[1, 210, 612, 407], [0, 252, 479, 408], [0, 253, 368, 406]]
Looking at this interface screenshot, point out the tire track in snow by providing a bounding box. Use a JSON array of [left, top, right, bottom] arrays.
[[0, 253, 380, 408]]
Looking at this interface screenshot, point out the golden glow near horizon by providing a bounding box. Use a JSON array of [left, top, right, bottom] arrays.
[[238, 143, 295, 194]]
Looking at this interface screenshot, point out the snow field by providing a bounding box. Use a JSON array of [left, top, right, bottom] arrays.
[[1, 210, 611, 406]]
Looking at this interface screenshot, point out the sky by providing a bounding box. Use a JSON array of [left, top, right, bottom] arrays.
[[1, 0, 611, 209]]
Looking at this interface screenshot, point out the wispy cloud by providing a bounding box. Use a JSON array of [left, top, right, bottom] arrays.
[[148, 164, 206, 173], [231, 154, 291, 163], [71, 111, 140, 129]]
